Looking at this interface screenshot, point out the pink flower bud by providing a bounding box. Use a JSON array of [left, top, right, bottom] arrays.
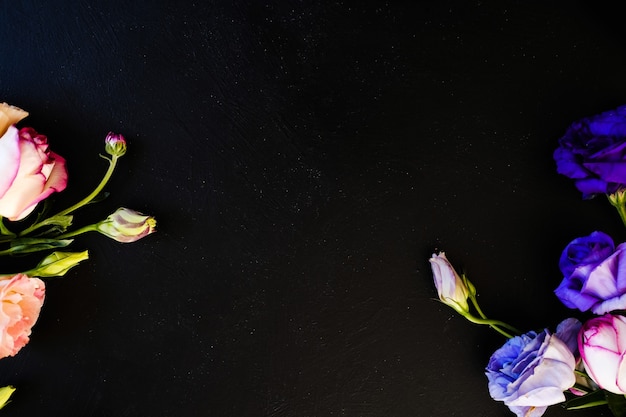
[[97, 207, 156, 243], [104, 132, 127, 157]]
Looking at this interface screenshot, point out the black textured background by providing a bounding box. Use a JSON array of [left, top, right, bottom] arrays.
[[0, 1, 624, 416]]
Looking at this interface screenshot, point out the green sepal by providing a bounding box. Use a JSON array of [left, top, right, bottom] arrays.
[[25, 250, 89, 278], [0, 385, 15, 410]]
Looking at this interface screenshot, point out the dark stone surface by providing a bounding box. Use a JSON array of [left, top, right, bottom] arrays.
[[0, 1, 623, 416]]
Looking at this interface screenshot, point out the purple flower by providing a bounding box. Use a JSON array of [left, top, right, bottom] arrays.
[[429, 252, 469, 314], [554, 231, 626, 314], [486, 320, 577, 417], [554, 105, 626, 198]]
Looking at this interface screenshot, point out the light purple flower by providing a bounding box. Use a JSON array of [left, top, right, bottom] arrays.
[[429, 252, 469, 314], [486, 320, 577, 417]]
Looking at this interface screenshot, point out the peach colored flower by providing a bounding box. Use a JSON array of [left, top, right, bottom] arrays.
[[0, 126, 68, 221], [0, 102, 28, 137], [0, 274, 45, 358]]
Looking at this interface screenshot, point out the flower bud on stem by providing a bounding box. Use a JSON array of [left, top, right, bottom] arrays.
[[430, 252, 520, 339], [462, 280, 520, 338], [608, 189, 626, 229]]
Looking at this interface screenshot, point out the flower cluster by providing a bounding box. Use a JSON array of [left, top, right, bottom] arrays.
[[0, 102, 156, 409], [430, 105, 626, 417]]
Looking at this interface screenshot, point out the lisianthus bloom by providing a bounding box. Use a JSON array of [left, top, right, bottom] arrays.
[[579, 314, 626, 394], [429, 252, 469, 314], [0, 274, 45, 358], [486, 319, 579, 417], [96, 207, 156, 243], [554, 231, 626, 314], [0, 126, 68, 221], [554, 104, 626, 198]]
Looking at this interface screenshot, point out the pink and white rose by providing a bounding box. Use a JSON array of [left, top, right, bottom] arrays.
[[0, 274, 45, 358], [0, 123, 68, 221], [579, 313, 626, 394]]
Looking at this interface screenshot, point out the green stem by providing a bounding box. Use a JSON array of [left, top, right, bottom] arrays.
[[0, 218, 14, 237], [566, 400, 608, 410], [469, 295, 488, 319], [19, 155, 118, 237], [463, 314, 516, 339], [468, 295, 521, 336], [56, 224, 98, 240], [616, 205, 626, 229], [56, 155, 117, 217]]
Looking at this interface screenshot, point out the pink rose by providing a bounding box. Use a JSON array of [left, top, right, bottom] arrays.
[[0, 126, 68, 221], [579, 314, 626, 394], [0, 274, 45, 358]]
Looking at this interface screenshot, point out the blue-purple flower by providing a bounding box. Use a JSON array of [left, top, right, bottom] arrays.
[[554, 231, 626, 314], [486, 319, 579, 417], [554, 105, 626, 198]]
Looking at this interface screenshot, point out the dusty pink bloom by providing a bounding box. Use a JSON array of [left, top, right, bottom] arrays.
[[0, 274, 45, 358], [0, 126, 68, 221]]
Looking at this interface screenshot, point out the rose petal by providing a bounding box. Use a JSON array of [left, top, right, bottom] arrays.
[[0, 127, 20, 199]]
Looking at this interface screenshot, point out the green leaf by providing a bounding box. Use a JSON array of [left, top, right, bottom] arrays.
[[7, 238, 74, 255], [563, 389, 608, 410], [606, 392, 626, 417]]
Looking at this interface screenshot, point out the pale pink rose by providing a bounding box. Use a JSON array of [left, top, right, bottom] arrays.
[[0, 126, 68, 221], [0, 274, 45, 358]]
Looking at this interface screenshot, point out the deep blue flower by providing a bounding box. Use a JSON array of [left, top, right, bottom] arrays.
[[555, 231, 626, 314], [554, 105, 626, 198]]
